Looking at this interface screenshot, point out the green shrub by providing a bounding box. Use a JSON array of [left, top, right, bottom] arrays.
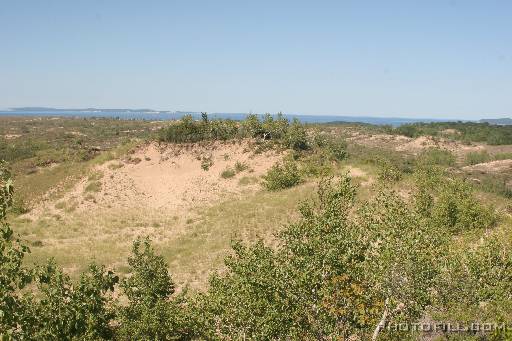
[[299, 153, 334, 177], [220, 168, 236, 179], [494, 152, 512, 161], [84, 180, 102, 193], [284, 118, 309, 151], [234, 161, 248, 173], [418, 148, 455, 167], [238, 176, 259, 186], [431, 179, 497, 233], [116, 237, 197, 340], [240, 114, 263, 138], [200, 155, 213, 171], [478, 175, 512, 199], [261, 113, 289, 140], [392, 122, 512, 145], [262, 161, 302, 191], [465, 151, 491, 165], [26, 262, 118, 340], [158, 115, 206, 143], [377, 159, 402, 182], [199, 177, 448, 340]]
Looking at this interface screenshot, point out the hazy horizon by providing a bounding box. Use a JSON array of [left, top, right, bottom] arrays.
[[1, 1, 511, 120]]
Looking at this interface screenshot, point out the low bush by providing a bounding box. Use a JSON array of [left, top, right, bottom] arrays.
[[377, 159, 402, 182], [284, 118, 309, 151], [234, 161, 248, 173], [200, 155, 213, 171], [415, 175, 498, 233], [158, 113, 312, 152], [220, 168, 236, 179], [262, 161, 302, 191], [418, 148, 455, 167], [84, 180, 102, 193], [465, 151, 491, 165], [392, 121, 512, 145], [478, 175, 512, 199], [494, 152, 512, 161]]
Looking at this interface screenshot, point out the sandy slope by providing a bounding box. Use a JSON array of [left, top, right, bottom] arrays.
[[27, 141, 282, 218]]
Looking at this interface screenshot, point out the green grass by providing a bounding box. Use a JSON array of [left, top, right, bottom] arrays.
[[1, 116, 153, 211], [220, 167, 236, 179], [494, 152, 512, 161], [238, 176, 259, 186], [234, 161, 249, 172], [11, 183, 316, 288], [465, 151, 491, 165], [159, 182, 316, 288], [84, 180, 102, 193]]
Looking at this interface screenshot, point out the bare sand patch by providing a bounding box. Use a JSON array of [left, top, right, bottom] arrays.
[[462, 159, 512, 174], [348, 132, 485, 159], [26, 141, 282, 219]]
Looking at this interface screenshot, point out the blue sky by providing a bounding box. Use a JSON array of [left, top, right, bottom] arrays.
[[1, 0, 511, 119]]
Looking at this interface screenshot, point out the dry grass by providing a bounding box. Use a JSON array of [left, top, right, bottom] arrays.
[[12, 182, 316, 290]]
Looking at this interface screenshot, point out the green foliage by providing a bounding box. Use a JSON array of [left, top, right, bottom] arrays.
[[158, 114, 207, 143], [312, 133, 347, 161], [493, 152, 512, 161], [296, 133, 347, 177], [220, 167, 236, 179], [377, 159, 402, 182], [240, 113, 263, 138], [347, 144, 413, 174], [477, 175, 512, 199], [0, 162, 33, 338], [262, 161, 302, 191], [157, 113, 240, 143], [413, 169, 498, 233], [234, 161, 248, 173], [393, 121, 512, 145], [465, 150, 491, 165], [418, 148, 456, 167], [0, 225, 33, 339], [84, 180, 102, 193], [158, 113, 312, 153], [261, 112, 289, 140], [200, 155, 213, 171], [117, 237, 195, 340], [284, 118, 309, 151], [435, 230, 512, 336], [0, 161, 14, 219], [1, 156, 510, 339], [25, 262, 118, 340], [199, 176, 449, 339]]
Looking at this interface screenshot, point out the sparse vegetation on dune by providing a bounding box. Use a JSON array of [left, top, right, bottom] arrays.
[[394, 121, 512, 145], [2, 115, 512, 339]]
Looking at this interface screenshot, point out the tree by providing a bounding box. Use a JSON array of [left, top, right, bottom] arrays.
[[24, 262, 118, 340], [0, 161, 33, 339], [116, 237, 196, 340]]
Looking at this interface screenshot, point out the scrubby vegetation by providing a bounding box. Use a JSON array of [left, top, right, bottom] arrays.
[[2, 160, 511, 340], [465, 151, 491, 165], [262, 161, 302, 191], [158, 113, 310, 152], [0, 116, 155, 211], [394, 121, 512, 145], [2, 115, 512, 339]]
